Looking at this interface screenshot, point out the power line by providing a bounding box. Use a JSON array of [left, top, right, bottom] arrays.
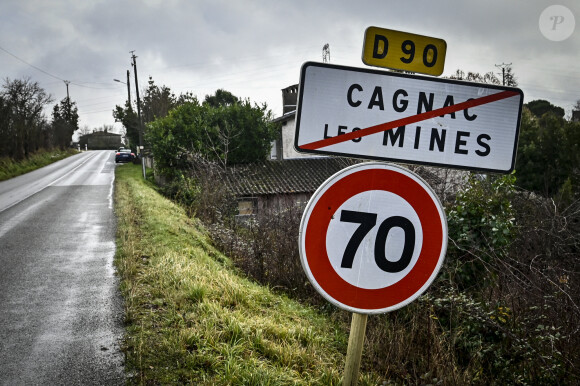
[[0, 44, 115, 91], [0, 44, 65, 82]]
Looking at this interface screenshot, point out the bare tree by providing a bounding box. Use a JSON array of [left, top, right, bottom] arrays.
[[0, 77, 53, 159]]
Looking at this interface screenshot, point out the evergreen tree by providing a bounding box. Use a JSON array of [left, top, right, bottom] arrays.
[[516, 106, 580, 196], [525, 99, 565, 119], [142, 76, 177, 123], [113, 76, 191, 149], [51, 97, 79, 149], [113, 102, 140, 148]]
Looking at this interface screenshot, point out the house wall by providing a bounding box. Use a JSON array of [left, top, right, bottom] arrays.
[[280, 117, 325, 160], [272, 84, 328, 160], [236, 192, 311, 218], [257, 192, 311, 213]]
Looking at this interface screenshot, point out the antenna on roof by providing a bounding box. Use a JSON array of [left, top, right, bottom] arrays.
[[322, 43, 330, 63]]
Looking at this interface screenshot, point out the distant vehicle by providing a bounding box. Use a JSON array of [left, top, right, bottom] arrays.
[[115, 149, 135, 163]]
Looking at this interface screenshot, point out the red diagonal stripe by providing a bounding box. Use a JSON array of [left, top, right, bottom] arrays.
[[300, 90, 519, 150]]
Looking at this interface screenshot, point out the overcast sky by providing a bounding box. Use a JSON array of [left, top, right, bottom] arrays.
[[1, 0, 578, 133]]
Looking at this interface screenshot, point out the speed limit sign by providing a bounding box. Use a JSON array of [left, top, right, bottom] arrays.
[[298, 162, 447, 314]]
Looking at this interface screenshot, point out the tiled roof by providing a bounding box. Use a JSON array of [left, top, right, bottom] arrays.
[[224, 158, 359, 196]]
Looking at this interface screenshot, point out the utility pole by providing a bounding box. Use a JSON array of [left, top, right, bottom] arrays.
[[495, 63, 511, 86], [64, 80, 70, 100], [131, 51, 146, 179], [125, 70, 131, 106]]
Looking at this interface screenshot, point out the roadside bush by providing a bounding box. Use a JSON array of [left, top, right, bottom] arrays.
[[446, 173, 516, 290], [360, 286, 565, 385], [229, 203, 317, 301], [501, 192, 580, 380]]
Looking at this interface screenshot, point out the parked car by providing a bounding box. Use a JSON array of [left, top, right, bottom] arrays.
[[115, 149, 135, 163]]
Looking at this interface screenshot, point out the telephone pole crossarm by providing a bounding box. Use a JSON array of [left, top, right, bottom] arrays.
[[495, 62, 512, 86]]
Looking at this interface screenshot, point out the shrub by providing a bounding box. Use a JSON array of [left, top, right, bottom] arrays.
[[446, 173, 516, 290]]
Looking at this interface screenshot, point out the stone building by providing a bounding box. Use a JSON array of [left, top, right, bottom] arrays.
[[78, 131, 122, 150]]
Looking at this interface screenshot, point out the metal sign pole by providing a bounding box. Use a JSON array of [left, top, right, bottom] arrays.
[[343, 312, 368, 386]]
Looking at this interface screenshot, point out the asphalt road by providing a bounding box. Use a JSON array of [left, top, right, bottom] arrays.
[[0, 151, 125, 385]]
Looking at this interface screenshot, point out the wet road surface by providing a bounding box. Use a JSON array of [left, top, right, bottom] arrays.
[[0, 151, 125, 385]]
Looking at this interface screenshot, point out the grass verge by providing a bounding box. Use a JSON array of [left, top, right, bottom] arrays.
[[114, 163, 381, 385], [0, 148, 79, 181]]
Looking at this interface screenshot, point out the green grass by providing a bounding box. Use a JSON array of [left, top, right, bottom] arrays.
[[0, 148, 79, 181], [114, 163, 381, 385]]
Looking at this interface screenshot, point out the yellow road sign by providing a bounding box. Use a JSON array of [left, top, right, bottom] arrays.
[[362, 26, 446, 76]]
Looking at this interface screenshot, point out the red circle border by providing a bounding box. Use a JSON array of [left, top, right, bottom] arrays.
[[303, 166, 445, 311]]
